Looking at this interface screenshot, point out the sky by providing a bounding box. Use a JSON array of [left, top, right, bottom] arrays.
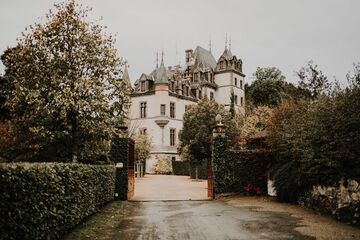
[[1, 0, 360, 85]]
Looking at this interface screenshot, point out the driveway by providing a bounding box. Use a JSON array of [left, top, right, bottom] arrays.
[[64, 197, 360, 240], [132, 174, 208, 201]]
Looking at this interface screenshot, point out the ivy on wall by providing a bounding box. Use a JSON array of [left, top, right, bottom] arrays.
[[110, 137, 131, 200], [212, 135, 269, 195]]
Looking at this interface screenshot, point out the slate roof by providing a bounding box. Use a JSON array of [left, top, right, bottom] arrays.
[[154, 61, 168, 84], [219, 49, 234, 61], [122, 66, 131, 85], [193, 46, 217, 70]]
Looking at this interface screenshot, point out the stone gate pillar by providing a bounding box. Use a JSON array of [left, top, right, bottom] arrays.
[[209, 114, 226, 199]]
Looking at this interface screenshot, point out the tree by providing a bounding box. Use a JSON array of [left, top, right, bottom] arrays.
[[179, 97, 240, 170], [242, 106, 273, 138], [247, 67, 286, 107], [1, 1, 131, 162], [133, 133, 151, 165], [296, 61, 331, 99]]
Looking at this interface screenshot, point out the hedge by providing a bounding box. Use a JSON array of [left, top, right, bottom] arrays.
[[212, 135, 269, 195], [172, 160, 190, 176], [0, 162, 115, 240], [189, 160, 208, 179]]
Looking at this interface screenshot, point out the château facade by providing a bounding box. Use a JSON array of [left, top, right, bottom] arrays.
[[129, 46, 245, 173]]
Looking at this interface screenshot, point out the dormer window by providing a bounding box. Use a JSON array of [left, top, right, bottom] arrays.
[[220, 61, 225, 70], [140, 81, 146, 92]]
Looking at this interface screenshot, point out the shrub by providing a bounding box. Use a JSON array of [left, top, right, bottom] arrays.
[[268, 78, 360, 202], [0, 162, 115, 240], [212, 135, 269, 194], [172, 160, 190, 176]]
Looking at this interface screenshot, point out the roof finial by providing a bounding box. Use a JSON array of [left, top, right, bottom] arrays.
[[161, 49, 164, 63], [156, 52, 159, 68], [229, 35, 232, 51], [209, 35, 212, 53], [225, 33, 228, 50]]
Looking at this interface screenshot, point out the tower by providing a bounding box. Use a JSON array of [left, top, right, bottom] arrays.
[[214, 47, 245, 114]]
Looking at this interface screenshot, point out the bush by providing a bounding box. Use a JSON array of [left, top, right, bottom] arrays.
[[212, 135, 269, 194], [172, 160, 190, 176], [189, 160, 208, 179], [268, 79, 360, 202], [0, 162, 115, 240]]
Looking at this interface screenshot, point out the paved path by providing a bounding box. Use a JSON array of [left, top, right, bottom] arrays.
[[131, 174, 208, 201], [110, 201, 315, 240], [65, 197, 360, 240]]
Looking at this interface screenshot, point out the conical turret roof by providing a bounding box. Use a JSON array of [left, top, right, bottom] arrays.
[[219, 49, 233, 61], [154, 60, 168, 84], [123, 66, 131, 85]]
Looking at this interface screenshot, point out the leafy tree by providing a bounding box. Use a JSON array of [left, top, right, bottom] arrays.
[[134, 133, 151, 165], [247, 67, 286, 107], [179, 97, 240, 170], [1, 1, 131, 162], [268, 64, 360, 202], [296, 61, 331, 99], [242, 106, 273, 138]]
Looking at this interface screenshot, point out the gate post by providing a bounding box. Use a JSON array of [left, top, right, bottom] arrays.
[[209, 114, 226, 199], [110, 137, 135, 200]]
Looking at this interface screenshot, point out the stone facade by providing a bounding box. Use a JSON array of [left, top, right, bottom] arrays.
[[129, 46, 246, 173]]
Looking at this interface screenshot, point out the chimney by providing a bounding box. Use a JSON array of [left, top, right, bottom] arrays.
[[185, 49, 193, 63]]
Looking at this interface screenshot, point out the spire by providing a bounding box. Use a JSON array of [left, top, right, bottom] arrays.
[[225, 33, 228, 50], [123, 64, 131, 85], [154, 53, 168, 85], [156, 52, 159, 68], [209, 36, 212, 53], [229, 35, 232, 51]]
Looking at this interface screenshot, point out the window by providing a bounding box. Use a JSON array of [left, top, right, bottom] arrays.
[[170, 128, 176, 146], [198, 90, 202, 99], [170, 102, 175, 118], [139, 128, 147, 135], [240, 80, 243, 89], [234, 78, 237, 87], [140, 81, 145, 92], [234, 95, 238, 105], [240, 97, 244, 107], [160, 104, 166, 115], [186, 86, 189, 96], [220, 61, 225, 69], [172, 156, 176, 161], [140, 102, 147, 118], [170, 81, 175, 92], [210, 92, 214, 100]]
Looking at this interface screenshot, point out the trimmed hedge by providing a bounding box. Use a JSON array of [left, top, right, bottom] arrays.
[[0, 162, 115, 240], [190, 160, 208, 179], [172, 160, 190, 176], [115, 168, 128, 200], [212, 135, 268, 195]]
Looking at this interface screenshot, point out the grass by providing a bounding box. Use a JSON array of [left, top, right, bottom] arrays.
[[63, 201, 128, 240]]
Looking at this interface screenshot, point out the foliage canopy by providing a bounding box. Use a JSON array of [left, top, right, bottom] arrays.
[[0, 1, 131, 162]]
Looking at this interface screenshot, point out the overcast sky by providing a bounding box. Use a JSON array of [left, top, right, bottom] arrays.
[[1, 0, 359, 85]]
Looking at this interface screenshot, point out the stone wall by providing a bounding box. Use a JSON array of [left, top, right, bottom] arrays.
[[300, 179, 360, 226]]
